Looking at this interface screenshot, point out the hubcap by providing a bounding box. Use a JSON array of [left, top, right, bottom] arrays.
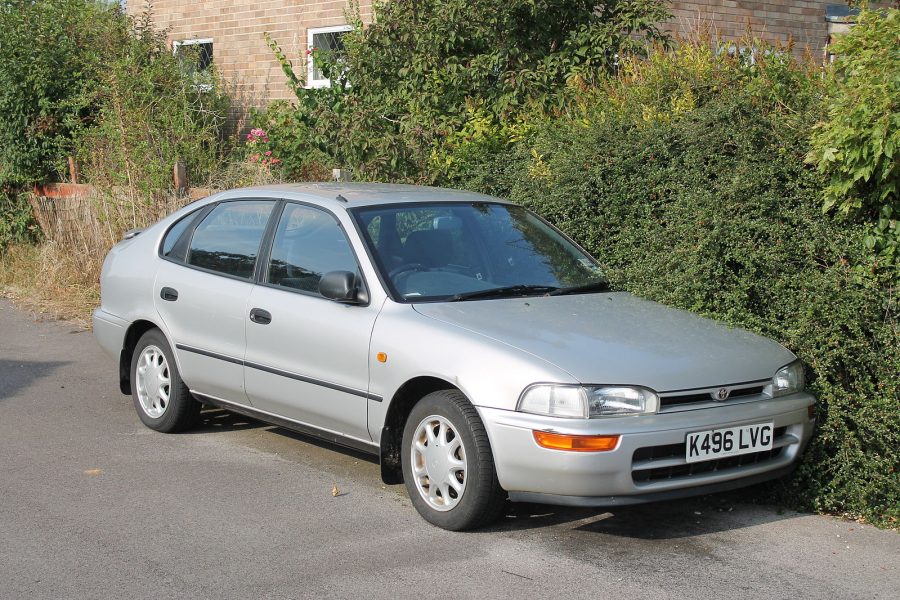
[[135, 345, 171, 419], [411, 415, 467, 511]]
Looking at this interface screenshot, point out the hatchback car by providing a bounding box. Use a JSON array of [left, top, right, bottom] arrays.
[[93, 183, 816, 530]]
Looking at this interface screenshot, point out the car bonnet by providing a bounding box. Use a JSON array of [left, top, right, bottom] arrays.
[[411, 292, 795, 393]]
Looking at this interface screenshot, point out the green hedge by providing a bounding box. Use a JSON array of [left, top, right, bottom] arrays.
[[0, 189, 38, 253], [442, 44, 899, 524]]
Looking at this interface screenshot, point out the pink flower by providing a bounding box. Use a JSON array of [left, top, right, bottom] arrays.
[[250, 153, 260, 162], [246, 133, 253, 140], [264, 151, 272, 157]]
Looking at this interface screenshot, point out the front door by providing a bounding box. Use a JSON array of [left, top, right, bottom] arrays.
[[243, 202, 380, 443]]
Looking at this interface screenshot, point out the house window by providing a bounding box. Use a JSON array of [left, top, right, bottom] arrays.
[[173, 38, 214, 89], [306, 25, 352, 88]]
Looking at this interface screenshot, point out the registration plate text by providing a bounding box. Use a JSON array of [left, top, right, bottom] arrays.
[[686, 422, 774, 463]]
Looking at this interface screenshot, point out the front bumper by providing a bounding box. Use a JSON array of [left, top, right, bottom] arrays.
[[478, 393, 815, 506]]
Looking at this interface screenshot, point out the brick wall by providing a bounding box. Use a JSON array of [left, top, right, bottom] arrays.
[[129, 1, 373, 108], [666, 1, 869, 58]]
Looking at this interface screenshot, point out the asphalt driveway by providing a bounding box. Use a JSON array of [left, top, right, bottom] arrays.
[[0, 299, 897, 600]]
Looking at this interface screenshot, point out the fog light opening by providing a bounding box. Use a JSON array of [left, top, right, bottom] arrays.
[[532, 431, 620, 452]]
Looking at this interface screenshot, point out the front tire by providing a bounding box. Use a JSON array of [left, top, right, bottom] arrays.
[[401, 390, 506, 530], [130, 329, 199, 433]]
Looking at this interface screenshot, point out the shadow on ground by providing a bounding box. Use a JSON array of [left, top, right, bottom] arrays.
[[488, 488, 801, 538], [192, 408, 265, 433], [268, 426, 380, 464], [0, 359, 68, 400]]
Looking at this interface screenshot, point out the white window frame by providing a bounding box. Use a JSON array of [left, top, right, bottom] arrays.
[[173, 38, 214, 91], [306, 25, 352, 89]]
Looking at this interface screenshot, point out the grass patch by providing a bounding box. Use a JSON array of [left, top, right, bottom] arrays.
[[0, 243, 99, 327]]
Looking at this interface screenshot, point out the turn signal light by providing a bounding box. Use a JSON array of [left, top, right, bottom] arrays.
[[533, 431, 620, 452]]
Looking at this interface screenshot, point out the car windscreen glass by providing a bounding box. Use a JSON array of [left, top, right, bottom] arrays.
[[352, 202, 607, 301]]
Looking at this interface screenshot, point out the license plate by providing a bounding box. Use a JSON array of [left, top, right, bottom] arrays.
[[686, 422, 774, 463]]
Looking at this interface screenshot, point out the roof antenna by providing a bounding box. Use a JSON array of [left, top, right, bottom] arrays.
[[336, 194, 349, 203]]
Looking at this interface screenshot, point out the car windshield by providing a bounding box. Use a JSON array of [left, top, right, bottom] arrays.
[[351, 202, 608, 302]]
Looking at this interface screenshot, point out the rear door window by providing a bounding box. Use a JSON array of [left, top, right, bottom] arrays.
[[187, 201, 275, 279]]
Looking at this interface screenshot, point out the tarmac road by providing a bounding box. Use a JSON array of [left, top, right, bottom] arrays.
[[0, 299, 897, 600]]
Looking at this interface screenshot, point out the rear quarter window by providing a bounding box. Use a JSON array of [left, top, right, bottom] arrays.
[[160, 208, 203, 261]]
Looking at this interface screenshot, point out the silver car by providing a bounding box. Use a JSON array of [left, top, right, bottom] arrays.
[[93, 183, 816, 530]]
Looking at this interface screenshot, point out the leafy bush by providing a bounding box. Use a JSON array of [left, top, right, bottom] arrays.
[[73, 12, 231, 200], [263, 0, 671, 181], [0, 0, 118, 185], [808, 7, 899, 267], [0, 2, 229, 193], [446, 41, 899, 524], [246, 101, 333, 182], [0, 188, 38, 252]]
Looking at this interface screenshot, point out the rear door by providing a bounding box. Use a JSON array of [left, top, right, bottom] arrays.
[[243, 201, 380, 442], [155, 199, 276, 403]]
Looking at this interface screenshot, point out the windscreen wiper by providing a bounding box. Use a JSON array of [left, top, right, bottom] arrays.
[[548, 281, 612, 296], [447, 285, 559, 302]]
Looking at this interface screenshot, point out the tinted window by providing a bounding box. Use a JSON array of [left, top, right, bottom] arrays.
[[267, 203, 358, 295], [161, 209, 201, 261], [353, 203, 605, 301], [187, 201, 274, 279]]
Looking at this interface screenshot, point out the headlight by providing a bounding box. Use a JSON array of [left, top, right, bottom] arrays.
[[517, 384, 659, 418], [770, 361, 806, 397], [587, 386, 659, 416]]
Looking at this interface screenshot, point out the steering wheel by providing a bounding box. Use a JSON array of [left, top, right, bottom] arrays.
[[389, 263, 427, 279]]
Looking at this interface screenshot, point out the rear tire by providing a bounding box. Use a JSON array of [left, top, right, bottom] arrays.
[[401, 390, 506, 531], [130, 329, 199, 433]]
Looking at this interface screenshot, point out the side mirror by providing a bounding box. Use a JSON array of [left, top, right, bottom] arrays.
[[319, 271, 366, 304]]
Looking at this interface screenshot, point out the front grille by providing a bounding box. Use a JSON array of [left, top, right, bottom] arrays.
[[659, 385, 765, 409], [631, 426, 788, 484]]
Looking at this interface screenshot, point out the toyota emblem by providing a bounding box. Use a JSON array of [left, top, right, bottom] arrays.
[[716, 387, 730, 401]]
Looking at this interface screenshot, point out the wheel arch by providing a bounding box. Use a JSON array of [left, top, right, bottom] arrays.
[[119, 319, 166, 395], [379, 375, 460, 484]]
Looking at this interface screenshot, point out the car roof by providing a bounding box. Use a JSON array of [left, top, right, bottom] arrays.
[[213, 183, 513, 209]]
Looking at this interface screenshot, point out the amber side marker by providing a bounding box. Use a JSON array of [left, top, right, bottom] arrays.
[[533, 431, 620, 452], [376, 352, 388, 363]]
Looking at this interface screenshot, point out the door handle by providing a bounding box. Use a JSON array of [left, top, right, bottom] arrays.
[[249, 308, 272, 325], [160, 287, 179, 301]]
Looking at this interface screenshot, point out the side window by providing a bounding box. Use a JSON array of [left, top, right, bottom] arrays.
[[187, 201, 274, 279], [161, 208, 202, 262], [267, 203, 358, 295], [306, 25, 351, 88], [173, 38, 214, 90]]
